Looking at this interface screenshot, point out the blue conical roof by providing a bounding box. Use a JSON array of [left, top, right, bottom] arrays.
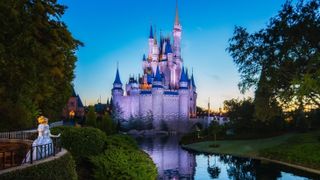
[[142, 54, 146, 61], [113, 68, 122, 84], [191, 73, 196, 88], [180, 67, 188, 82], [149, 25, 153, 39], [165, 41, 173, 54], [154, 65, 162, 82]]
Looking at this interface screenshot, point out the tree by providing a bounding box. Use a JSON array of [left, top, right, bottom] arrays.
[[227, 0, 320, 118], [111, 103, 123, 130], [99, 113, 116, 135], [0, 0, 82, 131], [86, 106, 97, 127], [223, 98, 255, 133]]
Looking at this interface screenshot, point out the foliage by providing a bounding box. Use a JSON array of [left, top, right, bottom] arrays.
[[0, 0, 82, 131], [227, 0, 320, 111], [86, 106, 97, 127], [127, 116, 145, 131], [97, 113, 116, 135], [160, 119, 169, 131], [105, 134, 139, 149], [90, 140, 157, 180], [223, 98, 255, 133], [51, 126, 107, 162], [0, 152, 77, 180], [260, 131, 320, 169]]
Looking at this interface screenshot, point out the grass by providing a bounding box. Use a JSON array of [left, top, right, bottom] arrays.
[[182, 130, 320, 170]]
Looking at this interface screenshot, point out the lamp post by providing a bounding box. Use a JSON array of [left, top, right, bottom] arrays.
[[69, 110, 75, 119]]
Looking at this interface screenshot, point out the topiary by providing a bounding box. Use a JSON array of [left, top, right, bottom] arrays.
[[90, 146, 157, 180], [51, 127, 107, 163], [105, 134, 138, 149]]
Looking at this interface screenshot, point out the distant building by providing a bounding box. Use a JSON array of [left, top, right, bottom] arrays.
[[62, 87, 85, 119], [111, 2, 197, 132]]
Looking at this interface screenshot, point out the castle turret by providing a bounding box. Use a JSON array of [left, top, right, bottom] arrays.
[[148, 25, 154, 58], [179, 67, 189, 120], [112, 67, 124, 109], [173, 0, 182, 58], [152, 65, 164, 129], [189, 71, 197, 118]]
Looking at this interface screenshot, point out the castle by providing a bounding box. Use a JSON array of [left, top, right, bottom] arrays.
[[111, 3, 197, 131]]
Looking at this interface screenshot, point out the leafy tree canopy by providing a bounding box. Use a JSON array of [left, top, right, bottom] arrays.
[[227, 0, 320, 110], [0, 0, 82, 130]]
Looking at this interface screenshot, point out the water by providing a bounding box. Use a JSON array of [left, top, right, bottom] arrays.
[[135, 135, 319, 180]]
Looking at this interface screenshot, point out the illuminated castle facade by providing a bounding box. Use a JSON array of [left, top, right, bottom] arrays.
[[111, 3, 197, 131]]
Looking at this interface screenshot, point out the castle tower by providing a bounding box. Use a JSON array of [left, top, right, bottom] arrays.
[[152, 65, 164, 129], [112, 67, 124, 107], [189, 71, 197, 117], [179, 67, 189, 119], [173, 0, 182, 58], [148, 25, 154, 58]]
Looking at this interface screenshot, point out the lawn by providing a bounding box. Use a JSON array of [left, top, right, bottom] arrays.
[[182, 130, 320, 170]]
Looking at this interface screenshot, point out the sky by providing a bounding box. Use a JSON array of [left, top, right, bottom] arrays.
[[58, 0, 287, 110]]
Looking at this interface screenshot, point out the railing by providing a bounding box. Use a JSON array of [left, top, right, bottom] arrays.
[[0, 123, 63, 171], [0, 137, 61, 170], [0, 130, 37, 140]]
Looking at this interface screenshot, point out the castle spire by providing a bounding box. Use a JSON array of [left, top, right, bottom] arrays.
[[154, 65, 162, 82], [175, 0, 180, 25], [191, 70, 196, 88], [153, 26, 157, 45], [113, 66, 122, 85], [180, 67, 188, 82], [149, 25, 153, 39]]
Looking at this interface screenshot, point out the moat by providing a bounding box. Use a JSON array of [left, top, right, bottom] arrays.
[[135, 136, 319, 180]]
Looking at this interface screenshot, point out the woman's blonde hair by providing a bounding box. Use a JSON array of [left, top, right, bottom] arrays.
[[37, 116, 48, 124]]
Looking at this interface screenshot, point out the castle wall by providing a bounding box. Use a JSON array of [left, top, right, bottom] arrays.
[[130, 94, 140, 117], [163, 93, 179, 130], [139, 93, 152, 117], [152, 89, 164, 130]]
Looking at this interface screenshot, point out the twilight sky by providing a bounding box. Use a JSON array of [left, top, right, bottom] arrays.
[[58, 0, 286, 110]]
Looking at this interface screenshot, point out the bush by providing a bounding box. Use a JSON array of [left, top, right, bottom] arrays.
[[86, 106, 97, 127], [105, 134, 138, 149], [0, 152, 77, 180], [97, 113, 116, 135], [90, 147, 157, 180], [51, 127, 107, 162]]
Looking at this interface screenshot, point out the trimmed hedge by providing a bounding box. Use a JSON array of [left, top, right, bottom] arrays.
[[51, 126, 107, 162], [90, 147, 157, 180], [105, 134, 139, 149], [0, 152, 77, 180]]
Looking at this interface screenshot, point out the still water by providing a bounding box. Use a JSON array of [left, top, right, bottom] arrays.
[[135, 136, 319, 180]]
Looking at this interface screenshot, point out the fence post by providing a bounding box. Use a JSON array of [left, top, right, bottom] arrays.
[[53, 139, 56, 156], [2, 152, 5, 169], [30, 146, 33, 164]]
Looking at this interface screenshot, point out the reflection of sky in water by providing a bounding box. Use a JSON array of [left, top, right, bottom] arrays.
[[136, 136, 316, 180], [194, 155, 229, 179], [279, 172, 309, 180]]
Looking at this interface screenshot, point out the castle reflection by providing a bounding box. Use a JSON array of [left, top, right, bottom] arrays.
[[135, 135, 318, 180], [136, 136, 196, 180]]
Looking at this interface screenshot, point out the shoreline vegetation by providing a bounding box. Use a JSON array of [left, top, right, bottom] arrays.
[[181, 130, 320, 175]]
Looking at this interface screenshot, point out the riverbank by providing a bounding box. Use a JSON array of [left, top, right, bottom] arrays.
[[182, 130, 320, 174]]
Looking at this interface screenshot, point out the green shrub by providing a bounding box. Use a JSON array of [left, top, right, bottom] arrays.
[[105, 134, 138, 149], [86, 106, 97, 127], [90, 146, 157, 180], [97, 113, 116, 135], [51, 127, 107, 162], [0, 152, 77, 180]]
